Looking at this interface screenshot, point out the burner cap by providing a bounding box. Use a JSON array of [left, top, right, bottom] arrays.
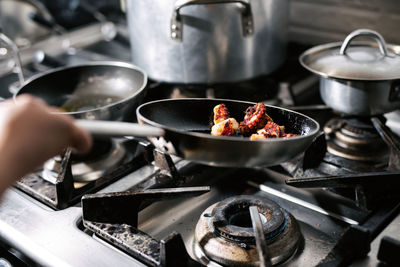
[[42, 139, 126, 183], [210, 196, 285, 243], [324, 118, 388, 162], [194, 195, 301, 266]]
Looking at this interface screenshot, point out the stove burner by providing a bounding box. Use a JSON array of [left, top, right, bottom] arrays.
[[211, 196, 286, 243], [324, 118, 389, 162], [71, 139, 113, 162], [194, 195, 301, 266], [42, 139, 125, 183]]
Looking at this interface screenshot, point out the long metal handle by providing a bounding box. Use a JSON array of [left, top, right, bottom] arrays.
[[0, 23, 117, 78], [75, 120, 165, 137], [78, 2, 117, 42], [340, 29, 388, 56], [0, 33, 25, 86], [170, 0, 253, 41]]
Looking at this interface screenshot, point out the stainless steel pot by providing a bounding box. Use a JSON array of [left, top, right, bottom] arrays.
[[126, 0, 290, 84], [300, 29, 400, 116]]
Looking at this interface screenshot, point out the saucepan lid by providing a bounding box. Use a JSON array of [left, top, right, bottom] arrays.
[[299, 29, 400, 81]]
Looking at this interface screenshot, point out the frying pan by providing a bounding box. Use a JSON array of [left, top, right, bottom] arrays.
[[14, 61, 147, 120], [78, 98, 320, 168]]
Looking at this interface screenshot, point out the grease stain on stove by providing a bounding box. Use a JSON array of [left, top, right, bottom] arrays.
[[86, 221, 161, 264]]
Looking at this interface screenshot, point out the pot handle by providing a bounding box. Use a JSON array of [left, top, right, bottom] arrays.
[[0, 33, 25, 86], [170, 0, 253, 41], [340, 29, 388, 56]]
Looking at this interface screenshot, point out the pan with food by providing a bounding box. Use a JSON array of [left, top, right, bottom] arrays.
[[75, 98, 319, 168], [135, 98, 320, 168]]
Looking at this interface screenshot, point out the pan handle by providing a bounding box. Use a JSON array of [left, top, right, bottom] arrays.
[[75, 120, 165, 137], [340, 29, 388, 56]]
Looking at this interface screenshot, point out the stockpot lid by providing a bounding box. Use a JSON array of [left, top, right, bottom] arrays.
[[299, 29, 400, 81]]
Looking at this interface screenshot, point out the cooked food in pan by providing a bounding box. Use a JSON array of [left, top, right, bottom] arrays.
[[211, 102, 299, 139], [211, 104, 239, 136], [239, 102, 273, 137], [213, 104, 230, 124]]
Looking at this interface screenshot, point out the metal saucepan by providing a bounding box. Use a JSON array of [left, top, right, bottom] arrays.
[[77, 98, 320, 168], [14, 61, 148, 120], [300, 29, 400, 116]]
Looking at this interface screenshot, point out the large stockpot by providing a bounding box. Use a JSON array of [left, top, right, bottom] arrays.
[[126, 0, 290, 84], [300, 29, 400, 116]]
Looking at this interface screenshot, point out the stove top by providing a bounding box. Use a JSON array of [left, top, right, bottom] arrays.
[[0, 22, 399, 267], [2, 154, 398, 266]]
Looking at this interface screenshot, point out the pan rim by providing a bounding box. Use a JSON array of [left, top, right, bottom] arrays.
[[136, 98, 320, 143], [13, 61, 148, 115]]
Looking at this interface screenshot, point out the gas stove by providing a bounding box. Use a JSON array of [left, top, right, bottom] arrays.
[[0, 24, 399, 267]]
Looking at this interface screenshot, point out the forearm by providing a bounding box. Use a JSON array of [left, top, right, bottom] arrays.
[[0, 153, 21, 197], [0, 96, 92, 197], [0, 134, 26, 196]]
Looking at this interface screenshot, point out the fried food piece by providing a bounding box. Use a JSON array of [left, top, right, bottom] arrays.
[[213, 104, 230, 124], [212, 104, 238, 136], [211, 118, 239, 136], [239, 103, 272, 136], [282, 133, 299, 138], [211, 102, 298, 139], [251, 122, 298, 140], [249, 121, 282, 140]]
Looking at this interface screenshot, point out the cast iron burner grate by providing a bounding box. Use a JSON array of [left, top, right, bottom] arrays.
[[81, 187, 209, 267], [278, 112, 400, 211], [15, 139, 148, 209], [42, 139, 126, 184]]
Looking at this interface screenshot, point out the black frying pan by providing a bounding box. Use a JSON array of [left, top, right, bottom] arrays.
[[14, 61, 147, 121], [133, 98, 320, 168]]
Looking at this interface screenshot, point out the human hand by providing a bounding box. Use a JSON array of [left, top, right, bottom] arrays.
[[0, 95, 92, 193]]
